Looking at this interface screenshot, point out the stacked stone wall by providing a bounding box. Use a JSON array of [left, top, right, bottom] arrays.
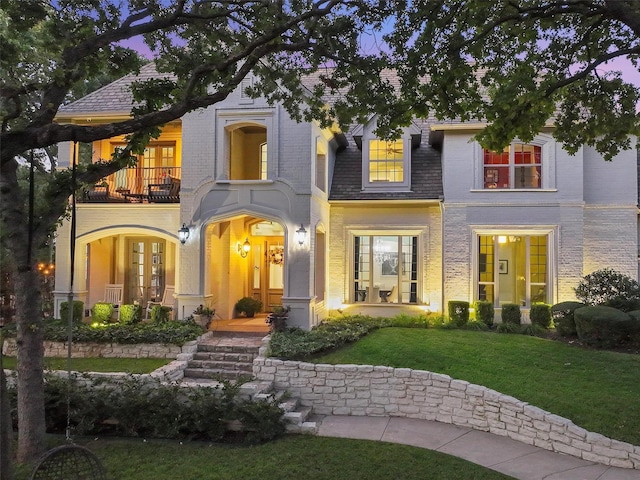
[[253, 354, 640, 470]]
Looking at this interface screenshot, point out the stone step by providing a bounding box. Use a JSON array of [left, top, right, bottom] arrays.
[[183, 367, 254, 381], [283, 406, 312, 425], [192, 351, 256, 363], [285, 421, 318, 434], [197, 344, 260, 354], [188, 359, 253, 372]]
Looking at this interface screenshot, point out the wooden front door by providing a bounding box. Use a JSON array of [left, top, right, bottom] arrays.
[[249, 237, 284, 312]]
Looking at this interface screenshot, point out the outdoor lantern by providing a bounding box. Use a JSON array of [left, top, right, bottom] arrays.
[[178, 224, 190, 244], [295, 224, 307, 246], [238, 238, 251, 258]]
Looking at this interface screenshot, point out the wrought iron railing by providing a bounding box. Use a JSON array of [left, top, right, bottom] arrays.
[[80, 166, 181, 203]]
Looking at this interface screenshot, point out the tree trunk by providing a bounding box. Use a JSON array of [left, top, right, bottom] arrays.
[[0, 343, 14, 480], [14, 268, 46, 463]]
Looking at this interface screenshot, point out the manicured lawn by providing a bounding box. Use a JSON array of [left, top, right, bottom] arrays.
[[312, 328, 640, 446], [12, 435, 514, 480], [1, 356, 170, 374]]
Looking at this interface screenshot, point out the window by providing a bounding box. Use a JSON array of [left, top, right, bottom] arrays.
[[260, 142, 268, 180], [483, 143, 542, 189], [369, 140, 404, 183], [477, 234, 548, 307], [353, 235, 418, 304], [315, 137, 327, 192], [228, 124, 268, 180]]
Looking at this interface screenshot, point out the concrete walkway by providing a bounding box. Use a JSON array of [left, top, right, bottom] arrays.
[[316, 415, 640, 480]]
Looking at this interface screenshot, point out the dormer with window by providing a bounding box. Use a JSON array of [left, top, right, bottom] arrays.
[[352, 119, 421, 193]]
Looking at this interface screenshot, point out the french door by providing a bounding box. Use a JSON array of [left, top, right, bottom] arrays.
[[249, 237, 284, 312], [127, 238, 165, 305]]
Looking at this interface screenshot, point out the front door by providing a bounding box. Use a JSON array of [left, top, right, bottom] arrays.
[[249, 237, 284, 312], [127, 238, 165, 305]]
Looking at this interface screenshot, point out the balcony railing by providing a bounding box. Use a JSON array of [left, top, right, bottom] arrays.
[[80, 166, 181, 204]]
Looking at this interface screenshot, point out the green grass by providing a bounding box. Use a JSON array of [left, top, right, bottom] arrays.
[[13, 435, 514, 480], [312, 328, 640, 446], [1, 356, 169, 374]]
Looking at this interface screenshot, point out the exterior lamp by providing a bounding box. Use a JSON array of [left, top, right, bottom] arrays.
[[178, 224, 190, 244], [295, 224, 307, 246], [238, 238, 251, 258]]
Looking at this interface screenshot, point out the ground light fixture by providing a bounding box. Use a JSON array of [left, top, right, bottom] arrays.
[[178, 224, 190, 244], [295, 224, 307, 246]]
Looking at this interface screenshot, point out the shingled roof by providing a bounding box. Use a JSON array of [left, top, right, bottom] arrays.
[[57, 63, 174, 117]]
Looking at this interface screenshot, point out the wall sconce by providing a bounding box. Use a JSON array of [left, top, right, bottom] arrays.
[[238, 238, 251, 258], [295, 224, 307, 246], [178, 224, 190, 244]]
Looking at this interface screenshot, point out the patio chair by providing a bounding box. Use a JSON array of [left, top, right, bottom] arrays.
[[146, 285, 175, 320], [102, 284, 123, 319]]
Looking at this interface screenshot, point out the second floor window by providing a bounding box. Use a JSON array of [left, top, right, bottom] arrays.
[[484, 143, 541, 189], [369, 139, 404, 183]]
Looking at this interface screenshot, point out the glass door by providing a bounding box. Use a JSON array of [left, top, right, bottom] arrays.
[[127, 238, 165, 305]]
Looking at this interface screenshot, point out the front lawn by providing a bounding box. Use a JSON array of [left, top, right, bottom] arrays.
[[311, 328, 640, 446], [12, 435, 514, 480], [1, 356, 169, 374]]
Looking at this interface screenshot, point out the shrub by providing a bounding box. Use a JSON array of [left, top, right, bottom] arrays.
[[501, 303, 521, 325], [474, 301, 494, 327], [574, 305, 637, 349], [520, 323, 547, 337], [234, 297, 263, 317], [574, 268, 640, 311], [496, 322, 520, 334], [13, 375, 286, 444], [625, 310, 640, 346], [530, 304, 552, 329], [120, 304, 142, 324], [151, 305, 172, 323], [448, 301, 469, 327], [550, 301, 584, 337], [59, 300, 84, 323], [463, 321, 489, 331], [91, 302, 114, 324]]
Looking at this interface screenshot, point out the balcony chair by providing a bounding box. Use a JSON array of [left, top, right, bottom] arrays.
[[146, 285, 175, 320]]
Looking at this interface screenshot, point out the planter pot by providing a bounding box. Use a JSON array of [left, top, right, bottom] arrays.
[[193, 314, 212, 328]]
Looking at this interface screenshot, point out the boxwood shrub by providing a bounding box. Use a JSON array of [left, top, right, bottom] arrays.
[[120, 304, 143, 324], [474, 301, 494, 327], [530, 304, 552, 329], [574, 305, 636, 349], [59, 300, 84, 323], [501, 303, 521, 325], [448, 301, 469, 327], [550, 301, 584, 337], [91, 302, 114, 324]]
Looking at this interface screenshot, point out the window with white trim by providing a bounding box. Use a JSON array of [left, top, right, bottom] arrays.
[[477, 233, 549, 307], [359, 120, 412, 191], [353, 235, 418, 304]]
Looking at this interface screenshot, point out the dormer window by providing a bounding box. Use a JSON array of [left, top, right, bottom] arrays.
[[369, 140, 404, 183]]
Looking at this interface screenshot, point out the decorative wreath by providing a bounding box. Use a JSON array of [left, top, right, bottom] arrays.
[[269, 246, 284, 265]]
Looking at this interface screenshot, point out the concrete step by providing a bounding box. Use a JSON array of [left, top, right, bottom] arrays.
[[197, 344, 260, 354], [183, 367, 254, 381], [192, 351, 256, 363]]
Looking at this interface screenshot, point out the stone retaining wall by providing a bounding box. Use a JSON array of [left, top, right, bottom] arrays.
[[253, 353, 640, 470], [2, 338, 196, 359]]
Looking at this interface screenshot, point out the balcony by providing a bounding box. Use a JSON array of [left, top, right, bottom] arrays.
[[80, 166, 181, 204]]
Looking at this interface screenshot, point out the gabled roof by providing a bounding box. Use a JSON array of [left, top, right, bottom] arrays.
[[57, 63, 174, 118]]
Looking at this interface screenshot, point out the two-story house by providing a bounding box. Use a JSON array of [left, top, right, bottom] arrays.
[[53, 63, 639, 329]]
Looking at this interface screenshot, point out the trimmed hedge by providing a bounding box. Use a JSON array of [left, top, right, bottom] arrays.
[[448, 301, 469, 327], [551, 301, 584, 337], [530, 304, 552, 329], [501, 303, 521, 325], [474, 301, 494, 327], [120, 304, 143, 324], [91, 302, 114, 324], [574, 305, 637, 349], [59, 300, 84, 323]]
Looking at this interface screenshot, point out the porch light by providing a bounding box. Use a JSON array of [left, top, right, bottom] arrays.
[[178, 224, 190, 244], [238, 238, 251, 258], [295, 224, 307, 246], [498, 235, 507, 244]]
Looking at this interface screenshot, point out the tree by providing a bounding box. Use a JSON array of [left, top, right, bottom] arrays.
[[379, 0, 640, 159], [2, 0, 640, 467]]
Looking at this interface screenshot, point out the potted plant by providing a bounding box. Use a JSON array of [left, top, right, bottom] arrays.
[[193, 304, 215, 328], [266, 305, 290, 332], [234, 297, 262, 318]]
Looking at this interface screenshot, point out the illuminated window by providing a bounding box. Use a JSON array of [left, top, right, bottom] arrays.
[[369, 140, 404, 183], [483, 143, 542, 189]]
